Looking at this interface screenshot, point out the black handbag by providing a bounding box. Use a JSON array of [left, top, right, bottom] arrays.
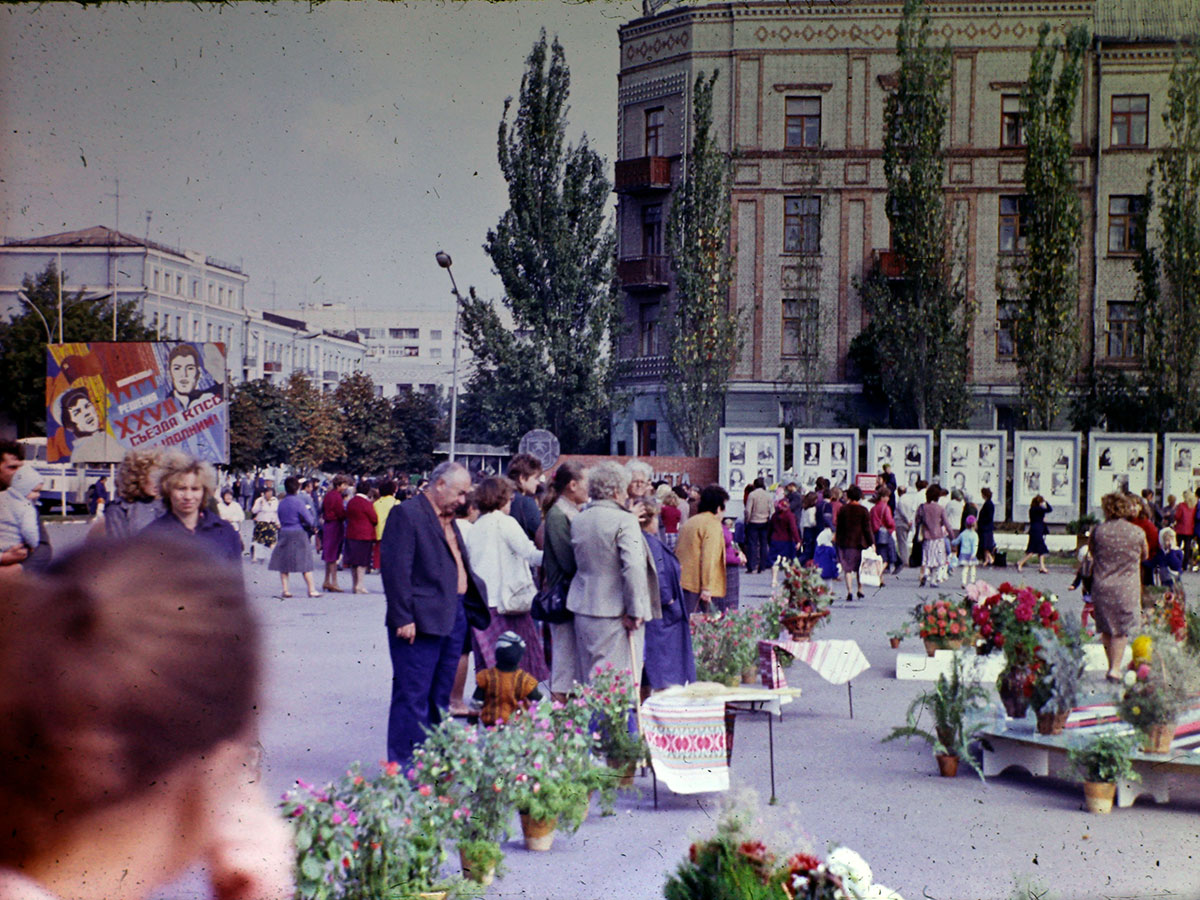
[[531, 581, 573, 624]]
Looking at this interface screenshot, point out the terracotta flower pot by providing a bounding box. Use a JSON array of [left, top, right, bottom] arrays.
[[935, 753, 959, 777], [458, 849, 495, 886], [889, 637, 902, 649], [741, 665, 759, 684], [1142, 721, 1175, 754], [519, 813, 557, 851], [1036, 710, 1069, 736], [1082, 781, 1116, 814], [923, 639, 939, 657], [606, 757, 636, 787]]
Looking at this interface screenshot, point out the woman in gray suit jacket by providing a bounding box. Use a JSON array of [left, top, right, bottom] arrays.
[[567, 460, 661, 685]]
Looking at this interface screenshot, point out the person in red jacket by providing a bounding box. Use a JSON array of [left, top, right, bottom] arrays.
[[321, 475, 350, 592], [768, 498, 800, 567], [869, 486, 899, 580], [343, 481, 379, 594], [834, 485, 874, 601]]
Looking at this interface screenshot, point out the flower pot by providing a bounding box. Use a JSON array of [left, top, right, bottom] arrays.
[[458, 849, 495, 886], [1142, 721, 1175, 754], [935, 753, 959, 777], [997, 666, 1033, 719], [923, 638, 939, 657], [781, 609, 829, 641], [1082, 781, 1116, 814], [889, 637, 902, 649], [606, 757, 636, 787], [1036, 711, 1069, 736], [519, 813, 557, 851], [741, 665, 759, 684]]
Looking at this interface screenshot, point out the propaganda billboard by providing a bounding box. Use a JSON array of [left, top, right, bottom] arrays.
[[45, 342, 229, 464]]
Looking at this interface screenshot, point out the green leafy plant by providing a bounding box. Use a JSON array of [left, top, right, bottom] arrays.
[[883, 654, 991, 779], [1065, 514, 1098, 537], [1118, 626, 1200, 729], [1067, 731, 1140, 784], [456, 837, 503, 879], [1031, 620, 1087, 715], [582, 664, 648, 769]]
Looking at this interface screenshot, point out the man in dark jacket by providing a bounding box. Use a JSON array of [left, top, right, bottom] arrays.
[[380, 461, 490, 764]]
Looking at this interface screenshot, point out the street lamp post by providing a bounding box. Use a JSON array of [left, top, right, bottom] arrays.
[[15, 291, 53, 343], [435, 250, 464, 464]]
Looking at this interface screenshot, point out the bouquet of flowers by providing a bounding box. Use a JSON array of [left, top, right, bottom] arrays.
[[968, 581, 1060, 667], [777, 557, 835, 616], [582, 664, 647, 768], [911, 596, 972, 649], [1118, 627, 1200, 730], [691, 613, 754, 685], [1145, 588, 1188, 642]]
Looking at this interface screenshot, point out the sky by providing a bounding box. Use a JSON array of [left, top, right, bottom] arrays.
[[0, 0, 644, 313]]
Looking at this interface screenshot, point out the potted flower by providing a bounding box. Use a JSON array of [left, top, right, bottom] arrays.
[[883, 654, 990, 779], [1030, 621, 1087, 735], [583, 664, 648, 783], [1066, 513, 1098, 548], [887, 623, 911, 650], [690, 614, 745, 686], [1067, 731, 1140, 814], [1146, 589, 1189, 642], [775, 558, 833, 640], [911, 596, 972, 656], [1117, 627, 1200, 754], [969, 581, 1061, 718]]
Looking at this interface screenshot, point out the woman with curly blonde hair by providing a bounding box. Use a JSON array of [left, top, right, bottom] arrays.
[[142, 452, 241, 561], [101, 448, 165, 539], [1090, 491, 1149, 681]]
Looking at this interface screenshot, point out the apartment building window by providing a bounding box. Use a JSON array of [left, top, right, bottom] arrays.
[[645, 107, 664, 156], [1000, 95, 1025, 147], [390, 328, 419, 339], [1111, 95, 1149, 147], [785, 97, 821, 149], [430, 330, 442, 340], [996, 300, 1019, 358], [176, 316, 183, 337], [396, 383, 412, 393], [402, 346, 419, 357], [206, 323, 212, 340], [781, 298, 817, 359], [1108, 195, 1146, 254], [639, 301, 660, 357], [1107, 302, 1140, 360], [208, 283, 215, 302], [191, 279, 198, 299], [430, 348, 442, 359], [176, 275, 183, 295], [998, 195, 1028, 254], [152, 269, 160, 290], [784, 196, 821, 254], [420, 384, 436, 394], [642, 204, 664, 256]]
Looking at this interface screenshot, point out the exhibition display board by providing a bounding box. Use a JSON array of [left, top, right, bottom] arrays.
[[1012, 431, 1080, 524], [1087, 432, 1156, 514], [791, 429, 858, 493], [719, 428, 784, 517], [866, 430, 933, 488], [939, 430, 1006, 519], [1162, 433, 1200, 503]]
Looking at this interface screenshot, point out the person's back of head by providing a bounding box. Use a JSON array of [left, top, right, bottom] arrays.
[[915, 479, 929, 492], [699, 484, 730, 515], [846, 485, 862, 503], [925, 486, 940, 503], [752, 477, 766, 491]]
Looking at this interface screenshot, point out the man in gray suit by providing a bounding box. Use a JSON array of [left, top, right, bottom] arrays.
[[566, 461, 661, 684]]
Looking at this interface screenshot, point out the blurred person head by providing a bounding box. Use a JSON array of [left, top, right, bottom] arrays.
[[588, 461, 631, 502], [115, 448, 164, 502], [1160, 526, 1178, 551], [846, 485, 863, 503], [424, 462, 471, 517], [699, 484, 730, 515], [1101, 492, 1138, 521], [0, 439, 22, 489], [541, 461, 588, 514], [980, 486, 993, 501], [475, 476, 515, 515], [157, 452, 217, 524], [220, 488, 236, 505], [625, 460, 653, 499], [507, 453, 543, 496], [283, 476, 300, 496]]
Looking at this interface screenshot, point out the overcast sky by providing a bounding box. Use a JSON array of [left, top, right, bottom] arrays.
[[0, 0, 643, 313]]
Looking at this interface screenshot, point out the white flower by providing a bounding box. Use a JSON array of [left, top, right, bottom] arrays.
[[827, 846, 873, 898], [1123, 670, 1137, 687]]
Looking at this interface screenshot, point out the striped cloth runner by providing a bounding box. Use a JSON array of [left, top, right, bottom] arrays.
[[640, 692, 730, 794], [758, 639, 871, 689]]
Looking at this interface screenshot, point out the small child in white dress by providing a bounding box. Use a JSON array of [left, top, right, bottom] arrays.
[[952, 515, 979, 587]]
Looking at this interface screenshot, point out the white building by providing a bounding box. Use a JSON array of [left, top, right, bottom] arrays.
[[0, 226, 364, 389]]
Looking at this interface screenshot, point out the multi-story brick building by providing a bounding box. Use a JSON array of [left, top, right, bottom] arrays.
[[611, 0, 1197, 457]]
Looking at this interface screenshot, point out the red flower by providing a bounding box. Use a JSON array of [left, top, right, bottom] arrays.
[[383, 761, 400, 777], [786, 852, 823, 873]]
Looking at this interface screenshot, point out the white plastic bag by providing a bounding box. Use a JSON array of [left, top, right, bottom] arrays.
[[859, 547, 885, 588]]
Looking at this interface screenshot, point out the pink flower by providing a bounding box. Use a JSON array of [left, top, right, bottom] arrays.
[[418, 784, 432, 797], [331, 813, 343, 825], [1136, 663, 1151, 681]]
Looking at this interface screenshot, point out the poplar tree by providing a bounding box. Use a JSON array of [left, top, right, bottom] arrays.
[[859, 0, 971, 432], [333, 372, 402, 475], [663, 71, 740, 457], [459, 30, 620, 453], [1137, 47, 1200, 430], [1010, 23, 1089, 429]]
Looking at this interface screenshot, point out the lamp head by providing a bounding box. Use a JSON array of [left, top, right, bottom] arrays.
[[435, 251, 453, 269]]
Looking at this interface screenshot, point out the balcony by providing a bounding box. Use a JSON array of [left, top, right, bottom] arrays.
[[615, 156, 672, 193], [618, 355, 669, 380], [617, 256, 671, 292]]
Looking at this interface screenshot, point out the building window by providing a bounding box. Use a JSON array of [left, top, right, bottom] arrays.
[[396, 384, 412, 394], [785, 97, 821, 149], [996, 300, 1019, 358], [998, 195, 1028, 254], [1000, 95, 1025, 147], [208, 283, 215, 302], [176, 275, 183, 295], [1107, 301, 1140, 360], [191, 279, 198, 299], [781, 298, 817, 359], [1108, 195, 1146, 254], [430, 347, 442, 359], [206, 323, 212, 340], [639, 301, 660, 357], [636, 420, 657, 456], [430, 330, 442, 341], [642, 204, 664, 257], [784, 196, 821, 254], [390, 328, 419, 339], [1111, 95, 1149, 147], [645, 107, 664, 156], [152, 269, 160, 290], [402, 346, 419, 357], [420, 384, 436, 394]]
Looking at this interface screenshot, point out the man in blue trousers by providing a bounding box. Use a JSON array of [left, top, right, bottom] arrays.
[[380, 461, 490, 764]]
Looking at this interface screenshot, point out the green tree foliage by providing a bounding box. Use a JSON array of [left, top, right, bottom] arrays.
[[0, 262, 152, 435], [1137, 47, 1200, 431], [1010, 23, 1089, 429], [1069, 366, 1153, 433], [283, 372, 344, 474], [859, 0, 972, 432], [459, 30, 621, 453], [333, 372, 402, 475], [662, 72, 740, 457], [392, 388, 444, 475], [228, 378, 297, 472]]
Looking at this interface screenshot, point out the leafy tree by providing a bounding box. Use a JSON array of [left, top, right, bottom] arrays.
[[333, 372, 402, 475], [662, 72, 740, 456], [1008, 23, 1089, 429], [1137, 47, 1200, 431], [858, 0, 972, 432], [459, 30, 621, 453], [228, 377, 296, 471], [0, 262, 152, 435], [392, 388, 445, 475], [1069, 366, 1153, 433], [283, 373, 344, 474]]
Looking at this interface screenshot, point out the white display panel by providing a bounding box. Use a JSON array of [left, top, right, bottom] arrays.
[[790, 429, 858, 493], [939, 430, 1007, 520], [1012, 431, 1081, 524], [867, 430, 933, 489], [720, 428, 784, 517], [1086, 432, 1156, 514], [1162, 433, 1200, 503]]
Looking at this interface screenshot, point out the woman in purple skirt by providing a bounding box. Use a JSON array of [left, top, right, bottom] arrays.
[[321, 475, 350, 592]]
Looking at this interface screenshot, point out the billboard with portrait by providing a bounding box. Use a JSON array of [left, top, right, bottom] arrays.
[[1162, 433, 1200, 503], [45, 342, 229, 464], [1012, 431, 1080, 524], [791, 429, 857, 493], [866, 430, 933, 490], [1087, 432, 1156, 514], [720, 428, 783, 518], [939, 430, 1006, 519]]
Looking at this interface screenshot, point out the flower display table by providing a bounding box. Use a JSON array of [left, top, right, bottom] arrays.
[[757, 638, 870, 717], [640, 683, 800, 804], [896, 643, 1117, 682]]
